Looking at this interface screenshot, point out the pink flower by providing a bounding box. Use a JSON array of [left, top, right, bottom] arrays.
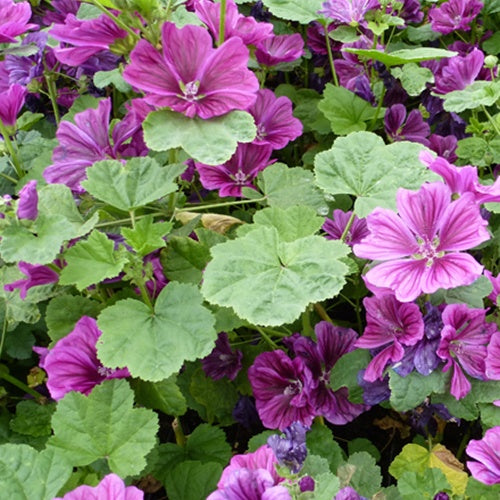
[[123, 22, 259, 119], [484, 270, 500, 305], [437, 304, 497, 399], [0, 83, 26, 127], [466, 427, 500, 485], [384, 104, 430, 146], [486, 332, 500, 380], [429, 0, 484, 35], [54, 473, 143, 499], [16, 180, 38, 220], [38, 316, 130, 400], [353, 182, 490, 302], [319, 0, 381, 26], [0, 0, 37, 43], [255, 34, 305, 66], [4, 262, 58, 299]]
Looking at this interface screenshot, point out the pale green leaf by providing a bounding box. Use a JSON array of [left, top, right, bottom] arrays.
[[345, 47, 457, 67], [122, 215, 172, 256], [391, 63, 434, 97], [48, 379, 158, 476], [93, 68, 132, 92], [81, 158, 183, 211], [441, 81, 500, 113], [262, 0, 324, 23], [59, 230, 128, 290], [398, 469, 450, 500], [337, 452, 382, 497], [201, 226, 350, 326], [143, 109, 256, 165], [307, 423, 345, 473], [97, 282, 216, 381]]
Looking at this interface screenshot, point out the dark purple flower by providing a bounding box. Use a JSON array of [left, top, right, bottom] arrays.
[[357, 370, 390, 405], [408, 401, 455, 436], [384, 104, 430, 146], [267, 422, 309, 474], [248, 89, 303, 150], [233, 395, 261, 429], [42, 0, 80, 26], [306, 22, 339, 56], [466, 426, 500, 485], [437, 304, 497, 399], [0, 0, 37, 43], [143, 253, 168, 299], [123, 22, 259, 119], [16, 180, 38, 220], [428, 134, 458, 163], [0, 83, 26, 128], [323, 210, 369, 246], [319, 0, 381, 26], [434, 493, 450, 500], [255, 34, 305, 66], [248, 350, 316, 430], [37, 316, 130, 401], [196, 143, 273, 198], [394, 0, 424, 24], [202, 332, 243, 381], [429, 0, 484, 35], [299, 476, 315, 492], [4, 262, 59, 299]]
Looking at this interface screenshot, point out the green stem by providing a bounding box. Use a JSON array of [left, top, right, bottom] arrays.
[[0, 121, 23, 179], [340, 211, 357, 243], [0, 171, 18, 184], [0, 371, 43, 400], [172, 417, 186, 446], [481, 105, 500, 136], [255, 326, 279, 349], [136, 279, 154, 312], [95, 212, 166, 228], [0, 313, 7, 360], [218, 0, 227, 46], [369, 86, 386, 131], [314, 303, 334, 323], [45, 74, 61, 125], [301, 305, 314, 336], [129, 209, 136, 229], [324, 22, 339, 86], [179, 196, 267, 212], [87, 0, 140, 40]]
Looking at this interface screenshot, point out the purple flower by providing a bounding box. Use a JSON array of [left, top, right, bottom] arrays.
[[0, 83, 26, 128], [248, 89, 303, 150], [466, 426, 500, 485], [202, 332, 243, 381], [486, 333, 500, 380], [319, 0, 380, 26], [4, 262, 59, 300], [384, 104, 430, 146], [0, 0, 37, 43], [357, 370, 390, 405], [255, 34, 305, 66], [43, 98, 145, 192], [195, 0, 273, 46], [484, 270, 500, 305], [323, 209, 369, 246], [54, 473, 143, 499], [437, 304, 497, 399], [335, 487, 369, 500], [42, 0, 80, 26], [37, 316, 130, 400], [233, 395, 261, 429], [429, 0, 484, 35], [428, 134, 458, 163], [142, 253, 168, 299], [196, 143, 273, 197], [356, 294, 424, 382], [393, 0, 424, 24], [299, 476, 315, 492], [408, 401, 455, 436], [353, 182, 490, 302], [50, 14, 128, 66], [267, 422, 309, 474], [248, 350, 316, 430], [16, 180, 38, 220], [123, 22, 259, 119]]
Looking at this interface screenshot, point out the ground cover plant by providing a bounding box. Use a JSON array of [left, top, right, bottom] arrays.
[[0, 0, 499, 498]]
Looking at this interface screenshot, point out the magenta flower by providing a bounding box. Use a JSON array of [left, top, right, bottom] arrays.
[[353, 182, 490, 302], [123, 22, 259, 119], [428, 134, 458, 163], [50, 14, 128, 66], [43, 98, 145, 192], [0, 83, 26, 128], [248, 350, 316, 430], [195, 143, 273, 197], [195, 0, 273, 46], [319, 0, 380, 25], [255, 34, 305, 67], [356, 294, 424, 382], [486, 332, 500, 380], [37, 316, 130, 400], [201, 332, 243, 381], [429, 0, 484, 35], [484, 270, 500, 305], [54, 473, 143, 499], [16, 180, 38, 220], [322, 210, 369, 246], [437, 304, 497, 399], [466, 427, 500, 485], [248, 89, 303, 150], [4, 262, 59, 300], [0, 0, 37, 43], [384, 104, 430, 146]]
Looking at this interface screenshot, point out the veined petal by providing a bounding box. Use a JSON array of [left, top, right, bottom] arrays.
[[73, 99, 111, 153], [486, 333, 500, 380], [363, 342, 404, 382], [396, 183, 449, 241], [353, 208, 418, 260], [449, 361, 472, 400]]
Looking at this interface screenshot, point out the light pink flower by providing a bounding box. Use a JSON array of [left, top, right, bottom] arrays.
[[0, 0, 37, 43], [466, 427, 500, 485], [255, 34, 305, 66], [55, 473, 143, 499]]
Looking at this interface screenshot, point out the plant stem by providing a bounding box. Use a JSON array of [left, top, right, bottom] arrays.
[[136, 279, 154, 312], [481, 104, 500, 136], [218, 0, 227, 46], [178, 196, 267, 212], [255, 326, 279, 349], [324, 22, 339, 86], [0, 121, 23, 179], [0, 313, 7, 361], [172, 417, 186, 446], [340, 211, 357, 243], [45, 74, 61, 125], [88, 0, 140, 40], [129, 209, 136, 229], [314, 303, 334, 323], [0, 371, 43, 400]]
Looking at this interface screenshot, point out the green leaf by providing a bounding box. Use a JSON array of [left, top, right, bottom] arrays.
[[398, 469, 450, 500], [441, 81, 500, 113], [257, 163, 328, 213], [389, 443, 430, 478], [348, 438, 381, 463], [48, 379, 158, 476], [0, 445, 71, 500], [293, 89, 332, 135], [337, 452, 382, 497], [10, 401, 56, 438], [45, 295, 102, 342], [261, 0, 324, 23], [97, 282, 216, 381], [479, 402, 500, 429], [122, 216, 172, 256], [59, 230, 128, 291], [61, 95, 102, 123], [389, 369, 448, 412], [314, 132, 437, 217], [201, 226, 350, 326], [318, 85, 379, 135], [184, 424, 232, 465], [483, 31, 500, 55], [165, 461, 223, 500], [345, 47, 457, 67], [131, 376, 187, 416], [314, 471, 341, 499], [93, 68, 132, 92], [431, 276, 493, 309], [466, 478, 500, 499], [81, 158, 182, 211], [391, 63, 434, 97], [143, 109, 256, 165], [307, 423, 345, 473], [330, 349, 371, 404]]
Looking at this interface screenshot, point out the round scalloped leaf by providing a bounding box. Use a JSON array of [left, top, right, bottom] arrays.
[[262, 0, 324, 23], [344, 47, 457, 67]]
